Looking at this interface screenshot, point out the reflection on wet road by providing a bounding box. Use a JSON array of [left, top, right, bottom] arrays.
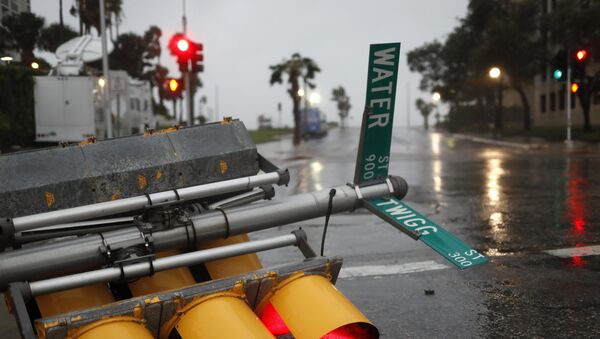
[[257, 127, 600, 337]]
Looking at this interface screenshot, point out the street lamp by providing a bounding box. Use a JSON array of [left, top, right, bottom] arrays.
[[488, 67, 501, 79], [488, 66, 503, 131], [31, 61, 40, 70], [309, 92, 320, 106], [297, 89, 305, 97], [432, 92, 442, 126]]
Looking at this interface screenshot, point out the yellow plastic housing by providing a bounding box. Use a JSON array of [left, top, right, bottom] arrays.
[[35, 284, 115, 317], [259, 274, 379, 339], [76, 317, 154, 339], [162, 293, 274, 339], [199, 234, 262, 279]]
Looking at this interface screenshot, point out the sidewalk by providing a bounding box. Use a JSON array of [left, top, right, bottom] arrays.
[[449, 132, 600, 152]]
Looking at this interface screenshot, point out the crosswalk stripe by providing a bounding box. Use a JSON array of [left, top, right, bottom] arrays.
[[544, 245, 600, 258], [338, 260, 449, 279]]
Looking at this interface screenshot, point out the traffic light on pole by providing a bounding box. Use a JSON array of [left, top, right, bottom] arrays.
[[191, 42, 204, 73], [571, 82, 580, 94], [169, 33, 193, 72], [164, 78, 182, 98], [552, 50, 567, 81], [572, 48, 589, 79]]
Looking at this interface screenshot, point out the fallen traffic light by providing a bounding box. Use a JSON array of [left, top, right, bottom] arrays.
[[160, 288, 275, 338], [257, 274, 379, 339]]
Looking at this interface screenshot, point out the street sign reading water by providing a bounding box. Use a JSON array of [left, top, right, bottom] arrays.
[[355, 42, 487, 269], [354, 43, 401, 184]]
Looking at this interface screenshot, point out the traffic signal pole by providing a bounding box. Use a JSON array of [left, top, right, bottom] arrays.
[[566, 49, 572, 143], [99, 0, 113, 138], [182, 0, 193, 125]]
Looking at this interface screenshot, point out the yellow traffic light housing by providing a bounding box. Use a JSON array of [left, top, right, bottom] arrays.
[[160, 289, 273, 339], [257, 274, 379, 339]]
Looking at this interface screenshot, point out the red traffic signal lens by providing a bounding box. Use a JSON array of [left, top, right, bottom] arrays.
[[322, 323, 380, 339], [571, 83, 579, 93], [260, 302, 290, 335], [176, 39, 190, 52], [169, 79, 180, 92], [575, 49, 588, 62]]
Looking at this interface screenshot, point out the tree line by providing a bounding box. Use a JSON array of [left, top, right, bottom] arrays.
[[407, 0, 600, 132]]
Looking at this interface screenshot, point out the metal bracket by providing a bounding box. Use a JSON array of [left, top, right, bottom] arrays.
[[99, 230, 154, 264], [292, 228, 317, 258]]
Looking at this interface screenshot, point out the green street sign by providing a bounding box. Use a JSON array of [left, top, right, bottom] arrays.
[[365, 197, 487, 269], [354, 42, 401, 184]]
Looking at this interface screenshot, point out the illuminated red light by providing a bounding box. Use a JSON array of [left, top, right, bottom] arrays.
[[177, 39, 190, 52], [321, 323, 379, 339], [575, 49, 587, 61], [260, 302, 290, 336]]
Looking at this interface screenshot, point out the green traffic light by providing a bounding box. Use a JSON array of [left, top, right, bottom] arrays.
[[553, 69, 563, 80]]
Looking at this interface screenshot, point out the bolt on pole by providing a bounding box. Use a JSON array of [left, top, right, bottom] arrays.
[[99, 0, 113, 139]]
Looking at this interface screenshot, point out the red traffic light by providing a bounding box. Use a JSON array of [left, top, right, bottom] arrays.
[[176, 39, 190, 52], [571, 83, 580, 93], [575, 49, 588, 62]]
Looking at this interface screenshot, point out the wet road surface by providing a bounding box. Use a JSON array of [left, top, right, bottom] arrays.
[[254, 127, 600, 338], [1, 127, 599, 338]]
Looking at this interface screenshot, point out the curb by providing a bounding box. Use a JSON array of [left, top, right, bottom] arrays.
[[451, 134, 547, 150]]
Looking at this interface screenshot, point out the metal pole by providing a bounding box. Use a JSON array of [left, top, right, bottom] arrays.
[[185, 72, 192, 125], [0, 177, 407, 288], [99, 0, 113, 139], [566, 50, 572, 143], [29, 233, 300, 296], [406, 83, 411, 128], [11, 171, 288, 232]]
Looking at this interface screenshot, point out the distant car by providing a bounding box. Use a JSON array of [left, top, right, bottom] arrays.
[[301, 108, 327, 139]]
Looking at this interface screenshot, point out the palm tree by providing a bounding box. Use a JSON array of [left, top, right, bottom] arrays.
[[69, 0, 123, 35], [1, 13, 45, 65], [38, 23, 78, 53], [331, 86, 351, 129], [270, 53, 320, 145], [415, 98, 435, 130]]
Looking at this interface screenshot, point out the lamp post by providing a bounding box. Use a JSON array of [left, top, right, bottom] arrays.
[[432, 92, 441, 127], [488, 66, 503, 133]]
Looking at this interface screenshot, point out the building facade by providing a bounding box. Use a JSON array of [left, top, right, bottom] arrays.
[[0, 0, 30, 19]]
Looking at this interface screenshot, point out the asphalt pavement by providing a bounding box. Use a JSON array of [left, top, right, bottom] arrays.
[[253, 127, 600, 338]]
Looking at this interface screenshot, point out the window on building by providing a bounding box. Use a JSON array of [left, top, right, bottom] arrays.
[[541, 94, 547, 113], [9, 0, 17, 11], [559, 89, 565, 110], [550, 92, 556, 111]]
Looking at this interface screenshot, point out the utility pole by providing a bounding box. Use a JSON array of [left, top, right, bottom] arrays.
[[99, 0, 113, 138], [406, 83, 411, 128], [566, 49, 572, 144], [182, 0, 192, 125]]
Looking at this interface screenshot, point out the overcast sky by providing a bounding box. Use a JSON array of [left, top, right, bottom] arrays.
[[31, 0, 467, 129]]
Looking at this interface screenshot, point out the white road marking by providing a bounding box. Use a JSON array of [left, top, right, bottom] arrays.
[[544, 245, 600, 258], [338, 260, 449, 279]]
